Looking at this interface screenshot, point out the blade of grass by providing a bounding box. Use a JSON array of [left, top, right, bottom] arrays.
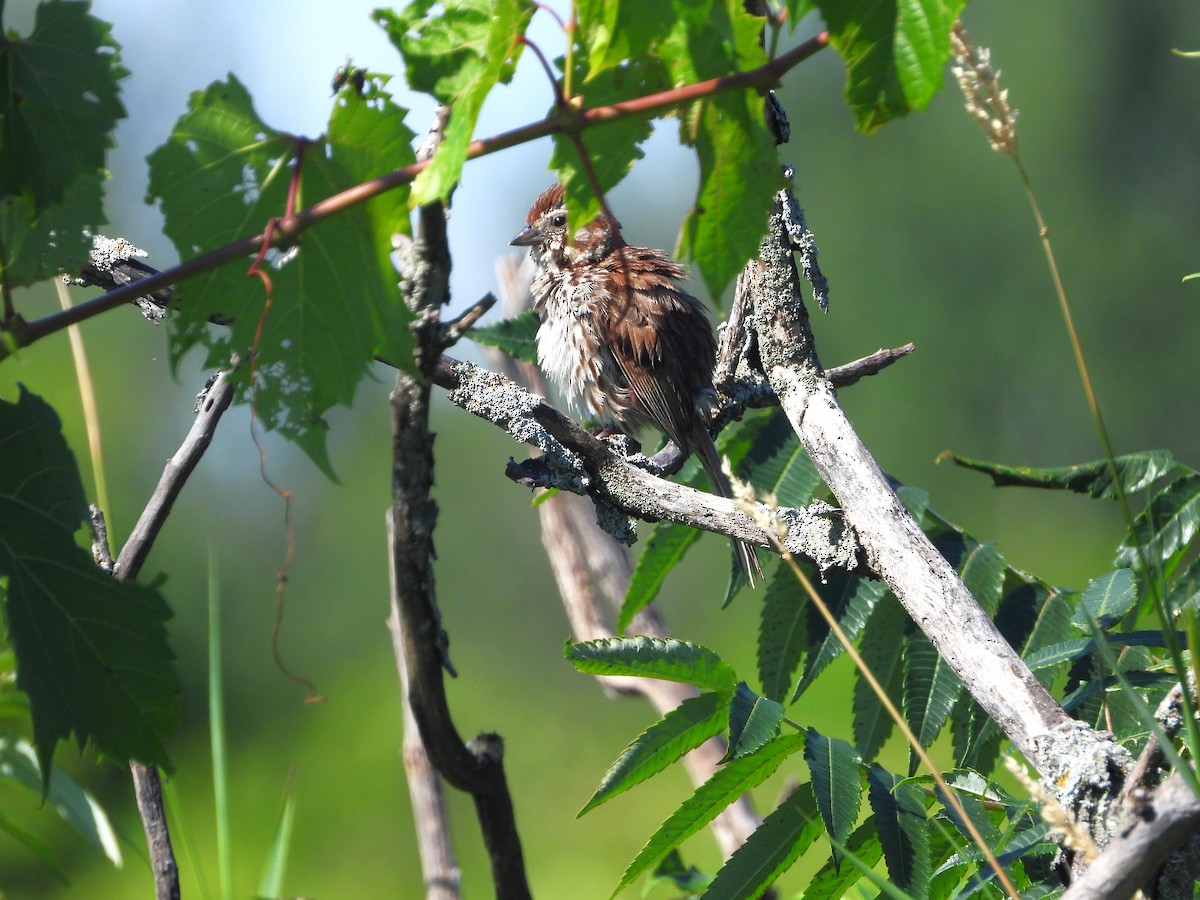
[[256, 767, 298, 899], [160, 776, 211, 900], [54, 279, 111, 528], [209, 545, 232, 900]]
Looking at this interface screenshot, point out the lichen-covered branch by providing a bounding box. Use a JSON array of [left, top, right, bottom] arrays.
[[433, 354, 860, 573]]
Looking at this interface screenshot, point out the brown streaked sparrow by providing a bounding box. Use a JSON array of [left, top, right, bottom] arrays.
[[511, 184, 762, 586]]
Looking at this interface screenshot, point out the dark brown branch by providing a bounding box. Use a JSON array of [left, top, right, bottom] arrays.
[[4, 31, 829, 357], [390, 173, 531, 895], [386, 515, 462, 900], [88, 369, 236, 900], [113, 369, 238, 580]]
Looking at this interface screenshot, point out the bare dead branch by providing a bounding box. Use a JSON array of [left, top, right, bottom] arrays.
[[390, 180, 531, 897], [87, 367, 236, 900], [112, 369, 238, 581], [747, 185, 1077, 771], [386, 514, 462, 900], [1061, 770, 1200, 900]]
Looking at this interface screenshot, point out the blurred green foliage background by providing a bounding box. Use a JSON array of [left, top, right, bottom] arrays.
[[0, 1, 1198, 897]]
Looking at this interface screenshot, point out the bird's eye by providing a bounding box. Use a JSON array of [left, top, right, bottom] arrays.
[[550, 213, 567, 228]]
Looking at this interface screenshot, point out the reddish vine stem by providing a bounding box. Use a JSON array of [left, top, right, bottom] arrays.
[[243, 141, 321, 701], [5, 30, 830, 354]]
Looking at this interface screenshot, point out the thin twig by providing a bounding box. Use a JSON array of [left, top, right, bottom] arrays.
[[386, 513, 462, 900], [4, 31, 830, 356], [112, 369, 239, 581]]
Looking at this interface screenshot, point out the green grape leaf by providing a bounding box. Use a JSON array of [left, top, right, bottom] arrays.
[[0, 172, 104, 290], [375, 0, 532, 203], [804, 727, 862, 864], [146, 75, 414, 474], [817, 0, 967, 132], [948, 449, 1177, 499], [724, 682, 783, 761], [469, 311, 540, 364], [758, 563, 808, 702], [552, 62, 662, 236], [580, 690, 728, 816], [612, 731, 806, 897], [0, 0, 127, 213], [575, 0, 675, 77], [0, 388, 178, 779], [677, 91, 781, 302], [703, 786, 824, 899], [566, 636, 736, 692], [867, 764, 931, 897]]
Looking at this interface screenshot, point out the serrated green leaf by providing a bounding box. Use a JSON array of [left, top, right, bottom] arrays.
[[902, 632, 961, 774], [854, 594, 907, 760], [621, 522, 702, 631], [867, 764, 931, 898], [758, 564, 807, 702], [0, 388, 178, 778], [793, 572, 886, 700], [325, 71, 417, 370], [678, 91, 781, 302], [1116, 472, 1200, 572], [804, 817, 884, 900], [469, 311, 539, 364], [0, 172, 104, 290], [948, 449, 1177, 499], [803, 727, 862, 863], [1167, 553, 1200, 615], [645, 848, 711, 894], [146, 75, 413, 474], [553, 63, 660, 235], [611, 731, 806, 897], [0, 736, 121, 866], [375, 0, 531, 203], [0, 0, 127, 213], [1073, 568, 1137, 629], [576, 0, 675, 76], [725, 682, 783, 761], [817, 0, 965, 132], [566, 636, 736, 692], [739, 409, 821, 507], [580, 691, 728, 816], [703, 786, 824, 899]]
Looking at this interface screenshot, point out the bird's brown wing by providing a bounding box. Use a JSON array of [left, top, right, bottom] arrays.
[[602, 251, 716, 450]]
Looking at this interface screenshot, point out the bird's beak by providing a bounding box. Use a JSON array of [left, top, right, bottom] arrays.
[[510, 225, 542, 247]]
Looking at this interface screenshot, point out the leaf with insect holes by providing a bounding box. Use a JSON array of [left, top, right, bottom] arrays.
[[1, 173, 104, 290], [677, 91, 782, 302], [375, 0, 532, 204], [0, 1, 127, 213], [146, 74, 415, 475], [0, 388, 178, 782], [816, 0, 968, 132], [662, 1, 780, 302]]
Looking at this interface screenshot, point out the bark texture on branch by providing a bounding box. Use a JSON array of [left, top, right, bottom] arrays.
[[746, 191, 1081, 770], [389, 193, 531, 899]]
